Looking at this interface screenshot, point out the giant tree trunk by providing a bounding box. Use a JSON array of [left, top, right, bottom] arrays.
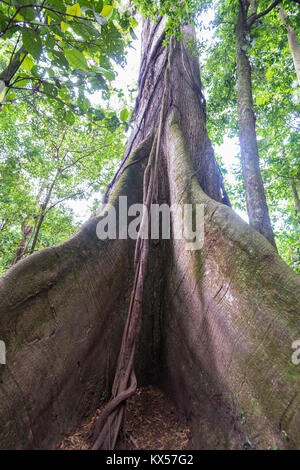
[[0, 19, 299, 450], [235, 5, 276, 248]]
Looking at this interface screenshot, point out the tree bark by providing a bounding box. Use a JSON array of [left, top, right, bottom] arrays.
[[11, 219, 34, 265], [235, 5, 276, 248], [291, 181, 300, 219], [29, 180, 56, 255], [0, 19, 299, 450], [29, 212, 45, 255], [278, 6, 300, 85]]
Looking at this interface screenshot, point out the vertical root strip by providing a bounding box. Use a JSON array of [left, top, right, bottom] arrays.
[[91, 40, 174, 451], [91, 137, 155, 449]]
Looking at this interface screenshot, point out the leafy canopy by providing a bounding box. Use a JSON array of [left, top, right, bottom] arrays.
[[0, 97, 125, 273], [0, 0, 137, 124]]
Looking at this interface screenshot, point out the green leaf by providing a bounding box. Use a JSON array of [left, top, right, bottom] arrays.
[[94, 109, 105, 121], [51, 50, 69, 68], [45, 0, 66, 11], [21, 54, 34, 73], [93, 0, 104, 13], [64, 110, 75, 125], [71, 20, 99, 39], [45, 34, 56, 50], [245, 436, 252, 447], [21, 7, 36, 21], [61, 21, 69, 32], [46, 10, 62, 23], [31, 65, 40, 77], [77, 96, 90, 113], [14, 12, 24, 21], [98, 67, 115, 81], [21, 28, 42, 60], [12, 0, 30, 5], [45, 67, 55, 78], [101, 5, 113, 17], [120, 108, 129, 122], [78, 0, 92, 7], [94, 11, 108, 26], [88, 74, 107, 91], [129, 27, 137, 41], [5, 89, 15, 100], [58, 87, 72, 102], [43, 83, 58, 97], [66, 3, 81, 19], [130, 18, 138, 28], [2, 25, 19, 40], [0, 11, 9, 31], [64, 49, 89, 71], [107, 114, 119, 131]]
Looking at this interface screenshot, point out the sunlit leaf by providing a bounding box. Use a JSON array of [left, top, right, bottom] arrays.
[[21, 54, 34, 73], [14, 13, 24, 21], [120, 108, 129, 122], [66, 3, 81, 20], [61, 21, 69, 32], [101, 5, 113, 18], [64, 49, 89, 71]]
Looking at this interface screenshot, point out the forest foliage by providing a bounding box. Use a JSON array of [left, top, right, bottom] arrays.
[[0, 0, 299, 274]]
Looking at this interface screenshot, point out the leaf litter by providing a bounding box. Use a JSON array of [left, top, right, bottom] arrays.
[[58, 385, 193, 450]]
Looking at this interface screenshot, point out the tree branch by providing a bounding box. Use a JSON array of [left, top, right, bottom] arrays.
[[247, 0, 283, 28]]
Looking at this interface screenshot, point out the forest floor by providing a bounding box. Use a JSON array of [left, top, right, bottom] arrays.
[[58, 385, 193, 450]]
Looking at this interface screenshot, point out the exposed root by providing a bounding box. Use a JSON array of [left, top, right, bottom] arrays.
[[91, 136, 158, 450]]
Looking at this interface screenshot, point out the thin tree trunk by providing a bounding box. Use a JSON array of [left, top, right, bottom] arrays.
[[29, 181, 55, 255], [0, 18, 299, 451], [235, 5, 276, 248], [11, 219, 34, 265], [278, 6, 300, 85], [291, 180, 300, 219], [29, 212, 45, 255]]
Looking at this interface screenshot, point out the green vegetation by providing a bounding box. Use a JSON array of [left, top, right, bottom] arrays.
[[0, 0, 299, 274], [0, 0, 136, 123], [200, 0, 300, 271], [0, 99, 125, 273]]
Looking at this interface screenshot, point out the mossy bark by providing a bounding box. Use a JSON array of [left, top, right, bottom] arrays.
[[160, 115, 300, 449], [0, 139, 152, 449]]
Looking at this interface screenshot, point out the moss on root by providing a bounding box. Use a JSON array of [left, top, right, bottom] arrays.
[[0, 136, 154, 449], [164, 116, 300, 449]]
